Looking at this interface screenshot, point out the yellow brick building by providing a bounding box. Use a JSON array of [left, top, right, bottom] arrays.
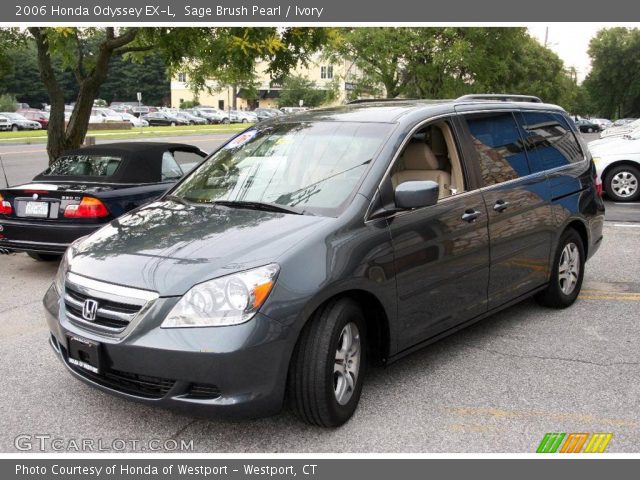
[[171, 56, 363, 110]]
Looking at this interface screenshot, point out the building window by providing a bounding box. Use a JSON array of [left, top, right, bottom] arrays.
[[218, 100, 224, 110], [178, 73, 187, 82], [320, 66, 333, 80]]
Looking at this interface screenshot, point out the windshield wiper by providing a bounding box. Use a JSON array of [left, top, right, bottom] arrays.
[[212, 200, 306, 215]]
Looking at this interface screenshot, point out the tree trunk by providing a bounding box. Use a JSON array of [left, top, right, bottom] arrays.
[[29, 27, 141, 164]]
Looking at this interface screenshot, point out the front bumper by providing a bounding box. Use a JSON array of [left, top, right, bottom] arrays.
[[0, 219, 101, 254], [43, 284, 293, 418]]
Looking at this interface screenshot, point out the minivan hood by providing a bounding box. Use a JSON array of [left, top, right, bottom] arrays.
[[69, 199, 331, 296]]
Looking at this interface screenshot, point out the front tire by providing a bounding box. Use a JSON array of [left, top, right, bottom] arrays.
[[535, 229, 585, 308], [11, 125, 18, 132], [604, 164, 640, 202], [288, 298, 367, 427], [27, 252, 62, 262]]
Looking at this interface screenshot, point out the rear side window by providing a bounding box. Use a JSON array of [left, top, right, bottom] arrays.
[[464, 112, 530, 186], [161, 151, 184, 181], [43, 155, 122, 177], [519, 111, 584, 171]]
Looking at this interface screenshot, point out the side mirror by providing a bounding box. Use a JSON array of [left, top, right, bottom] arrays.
[[395, 180, 439, 210]]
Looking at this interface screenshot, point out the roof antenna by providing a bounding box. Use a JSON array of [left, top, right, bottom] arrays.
[[0, 156, 10, 188]]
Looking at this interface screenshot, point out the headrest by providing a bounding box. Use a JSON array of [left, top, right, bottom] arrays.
[[403, 142, 439, 170], [430, 126, 447, 156]]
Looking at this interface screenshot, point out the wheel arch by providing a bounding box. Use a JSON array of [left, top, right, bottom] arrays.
[[564, 219, 590, 259], [296, 288, 392, 367]]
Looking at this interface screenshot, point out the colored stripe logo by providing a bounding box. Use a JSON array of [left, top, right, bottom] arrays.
[[537, 433, 612, 453]]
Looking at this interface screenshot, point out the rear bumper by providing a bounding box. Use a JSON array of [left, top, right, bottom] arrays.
[[0, 218, 102, 254]]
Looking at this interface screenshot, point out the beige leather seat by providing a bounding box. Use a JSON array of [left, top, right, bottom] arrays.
[[392, 142, 452, 199]]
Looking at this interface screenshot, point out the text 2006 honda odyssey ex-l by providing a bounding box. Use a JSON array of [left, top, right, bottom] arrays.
[[44, 95, 605, 427]]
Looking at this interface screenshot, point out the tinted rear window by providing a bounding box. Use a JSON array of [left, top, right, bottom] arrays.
[[43, 155, 123, 177], [520, 112, 584, 171]]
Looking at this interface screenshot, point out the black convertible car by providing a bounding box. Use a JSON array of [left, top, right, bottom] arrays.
[[0, 142, 207, 260]]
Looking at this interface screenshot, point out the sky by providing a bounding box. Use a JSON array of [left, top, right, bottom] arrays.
[[527, 24, 607, 83]]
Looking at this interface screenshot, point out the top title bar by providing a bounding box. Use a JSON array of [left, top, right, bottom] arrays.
[[2, 0, 639, 22]]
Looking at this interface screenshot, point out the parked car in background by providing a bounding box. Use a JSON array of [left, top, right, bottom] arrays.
[[0, 115, 10, 131], [121, 112, 149, 127], [93, 108, 124, 123], [590, 128, 640, 202], [600, 118, 640, 139], [0, 142, 207, 260], [142, 111, 189, 126], [230, 110, 258, 123], [42, 96, 604, 426], [591, 118, 612, 130], [174, 111, 207, 125], [0, 112, 42, 131], [18, 109, 50, 129], [575, 119, 602, 133], [280, 106, 308, 114], [192, 107, 230, 124], [612, 118, 636, 127], [255, 108, 282, 121]]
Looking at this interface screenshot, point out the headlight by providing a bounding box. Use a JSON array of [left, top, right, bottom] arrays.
[[162, 264, 279, 328], [54, 248, 73, 294]]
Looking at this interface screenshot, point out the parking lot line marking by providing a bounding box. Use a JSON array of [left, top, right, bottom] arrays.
[[611, 224, 640, 228], [0, 148, 46, 155], [579, 293, 640, 301]]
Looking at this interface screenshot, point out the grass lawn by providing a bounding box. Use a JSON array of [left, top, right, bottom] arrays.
[[0, 124, 250, 144]]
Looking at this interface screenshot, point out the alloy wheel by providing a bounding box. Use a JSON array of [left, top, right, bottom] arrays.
[[558, 242, 580, 295], [611, 171, 638, 198], [333, 322, 361, 406]]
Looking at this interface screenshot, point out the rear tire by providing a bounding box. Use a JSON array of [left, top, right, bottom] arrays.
[[27, 252, 62, 262], [535, 229, 585, 308], [604, 164, 640, 202], [288, 298, 367, 427], [11, 125, 18, 132]]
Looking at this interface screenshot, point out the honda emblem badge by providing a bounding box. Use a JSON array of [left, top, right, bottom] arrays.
[[82, 299, 99, 322]]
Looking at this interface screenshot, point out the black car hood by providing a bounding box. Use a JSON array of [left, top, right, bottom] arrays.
[[69, 199, 331, 296]]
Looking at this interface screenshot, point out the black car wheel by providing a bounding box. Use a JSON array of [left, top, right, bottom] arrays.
[[222, 118, 230, 125], [11, 124, 19, 132], [27, 252, 62, 262], [288, 298, 367, 427], [242, 119, 248, 123], [170, 121, 176, 127], [535, 228, 585, 309], [587, 127, 594, 133], [604, 164, 640, 202]]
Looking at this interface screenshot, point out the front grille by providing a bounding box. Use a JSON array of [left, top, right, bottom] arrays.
[[65, 354, 175, 399], [186, 383, 222, 400], [62, 272, 158, 337]]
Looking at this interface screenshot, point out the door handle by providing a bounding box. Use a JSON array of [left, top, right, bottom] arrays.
[[493, 200, 510, 212], [461, 209, 481, 223]]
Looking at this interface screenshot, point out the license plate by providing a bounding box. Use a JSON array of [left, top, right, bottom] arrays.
[[67, 335, 101, 374], [24, 201, 49, 217]]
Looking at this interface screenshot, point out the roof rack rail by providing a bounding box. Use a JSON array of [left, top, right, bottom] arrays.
[[456, 94, 543, 103], [347, 98, 417, 104]]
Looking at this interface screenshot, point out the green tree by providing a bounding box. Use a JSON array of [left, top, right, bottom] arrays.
[[0, 93, 17, 111], [329, 27, 577, 108], [583, 28, 640, 118], [0, 27, 332, 163], [278, 75, 338, 108]]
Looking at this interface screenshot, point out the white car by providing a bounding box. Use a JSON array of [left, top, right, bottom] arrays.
[[589, 129, 640, 202], [93, 108, 124, 123], [121, 112, 149, 127], [599, 118, 640, 139]]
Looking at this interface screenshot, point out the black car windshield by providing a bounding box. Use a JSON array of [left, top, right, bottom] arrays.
[[43, 155, 123, 177], [172, 122, 392, 215]]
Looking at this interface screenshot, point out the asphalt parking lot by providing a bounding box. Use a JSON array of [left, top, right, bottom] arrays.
[[0, 133, 639, 453]]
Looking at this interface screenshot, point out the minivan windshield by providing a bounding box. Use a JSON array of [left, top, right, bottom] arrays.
[[172, 122, 392, 215]]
